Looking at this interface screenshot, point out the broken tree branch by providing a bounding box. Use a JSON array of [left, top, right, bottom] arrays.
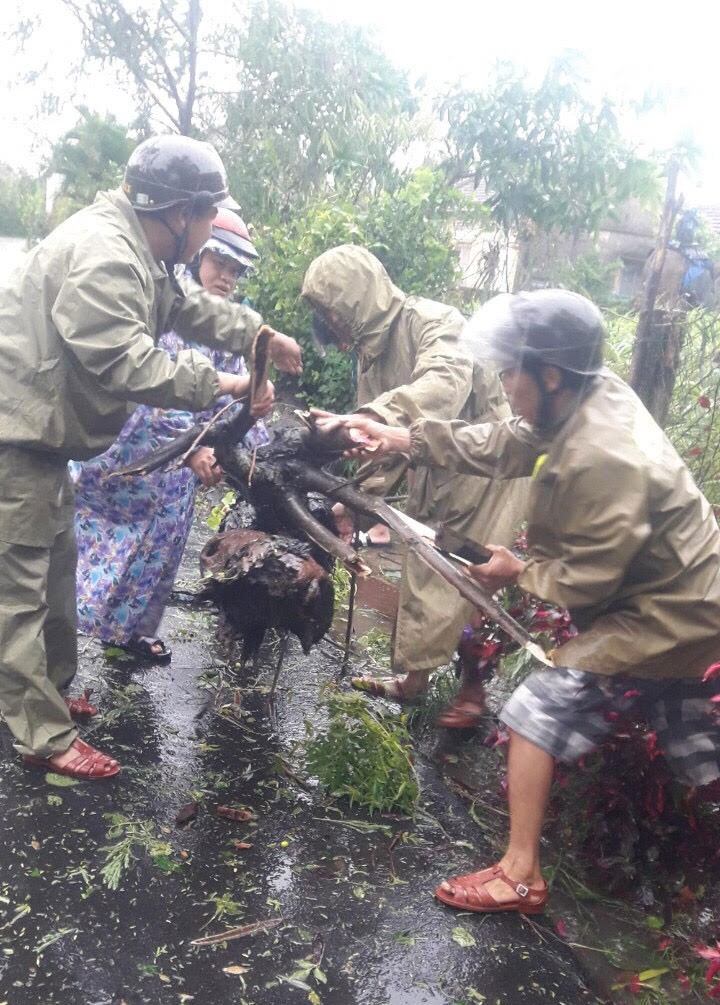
[[293, 464, 551, 665], [280, 491, 370, 577]]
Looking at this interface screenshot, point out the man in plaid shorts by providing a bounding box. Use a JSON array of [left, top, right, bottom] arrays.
[[327, 288, 720, 914]]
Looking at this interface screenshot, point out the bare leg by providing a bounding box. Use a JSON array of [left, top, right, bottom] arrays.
[[439, 729, 553, 904], [435, 664, 489, 727]]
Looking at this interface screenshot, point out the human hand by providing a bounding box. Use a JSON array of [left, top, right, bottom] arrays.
[[332, 502, 355, 544], [187, 446, 223, 487], [251, 379, 275, 418], [467, 545, 525, 592], [309, 408, 345, 434], [309, 410, 411, 458], [217, 372, 251, 399], [268, 330, 303, 375]]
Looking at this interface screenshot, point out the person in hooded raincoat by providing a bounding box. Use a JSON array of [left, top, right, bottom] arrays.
[[302, 245, 528, 722], [324, 289, 720, 916], [0, 135, 302, 781]]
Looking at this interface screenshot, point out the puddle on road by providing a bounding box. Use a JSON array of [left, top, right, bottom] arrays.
[[0, 525, 601, 1004]]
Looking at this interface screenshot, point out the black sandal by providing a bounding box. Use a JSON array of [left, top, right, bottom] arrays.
[[106, 636, 172, 664]]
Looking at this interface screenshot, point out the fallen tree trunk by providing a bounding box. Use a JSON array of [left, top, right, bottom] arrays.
[[115, 402, 550, 664]]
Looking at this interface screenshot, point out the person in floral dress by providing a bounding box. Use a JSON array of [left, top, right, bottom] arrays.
[[72, 211, 269, 662]]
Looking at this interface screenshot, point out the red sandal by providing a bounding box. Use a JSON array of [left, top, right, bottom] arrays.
[[434, 692, 486, 729], [435, 865, 548, 914], [64, 689, 98, 720], [23, 737, 120, 780]]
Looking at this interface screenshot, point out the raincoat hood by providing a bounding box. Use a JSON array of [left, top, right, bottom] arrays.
[[301, 246, 405, 365]]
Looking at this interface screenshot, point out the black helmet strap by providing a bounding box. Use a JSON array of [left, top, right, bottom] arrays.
[[523, 357, 565, 431], [153, 211, 186, 268], [157, 191, 215, 267]]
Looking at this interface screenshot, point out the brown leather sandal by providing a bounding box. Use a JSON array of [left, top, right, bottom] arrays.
[[23, 738, 120, 780], [351, 676, 422, 705], [435, 865, 548, 914]]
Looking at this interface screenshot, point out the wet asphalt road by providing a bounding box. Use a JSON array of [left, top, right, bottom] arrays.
[[0, 527, 602, 1005]]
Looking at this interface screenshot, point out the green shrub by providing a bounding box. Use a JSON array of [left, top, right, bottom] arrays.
[[303, 690, 418, 815]]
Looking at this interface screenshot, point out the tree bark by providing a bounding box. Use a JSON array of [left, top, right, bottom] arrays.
[[629, 157, 685, 427], [180, 0, 202, 135]]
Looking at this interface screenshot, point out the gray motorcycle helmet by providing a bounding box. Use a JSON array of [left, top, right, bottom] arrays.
[[465, 289, 605, 377], [124, 135, 239, 213]]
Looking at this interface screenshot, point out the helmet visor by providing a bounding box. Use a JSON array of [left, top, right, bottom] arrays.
[[201, 237, 255, 270], [216, 194, 241, 211], [462, 294, 525, 369], [311, 312, 339, 358]]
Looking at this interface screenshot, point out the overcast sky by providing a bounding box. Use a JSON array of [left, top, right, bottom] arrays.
[[1, 0, 718, 202]]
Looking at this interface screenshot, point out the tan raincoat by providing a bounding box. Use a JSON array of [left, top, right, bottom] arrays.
[[0, 188, 264, 756], [302, 245, 528, 671], [410, 369, 720, 679]]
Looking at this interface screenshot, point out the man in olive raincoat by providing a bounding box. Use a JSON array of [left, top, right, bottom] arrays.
[[332, 289, 720, 916], [302, 245, 527, 719], [0, 135, 302, 779]]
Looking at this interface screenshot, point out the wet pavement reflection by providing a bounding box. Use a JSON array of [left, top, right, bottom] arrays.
[[0, 524, 601, 1005]]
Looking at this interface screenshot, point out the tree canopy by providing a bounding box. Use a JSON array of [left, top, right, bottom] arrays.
[[46, 109, 134, 222], [6, 0, 684, 416], [211, 0, 417, 221], [438, 56, 658, 242]]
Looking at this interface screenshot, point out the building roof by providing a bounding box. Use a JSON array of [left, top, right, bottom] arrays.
[[455, 177, 489, 203]]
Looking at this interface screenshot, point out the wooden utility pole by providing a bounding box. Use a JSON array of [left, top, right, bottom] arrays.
[[629, 157, 685, 427]]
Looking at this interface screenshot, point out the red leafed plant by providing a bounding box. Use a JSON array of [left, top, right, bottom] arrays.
[[469, 532, 720, 907], [695, 943, 720, 996], [456, 530, 577, 691]]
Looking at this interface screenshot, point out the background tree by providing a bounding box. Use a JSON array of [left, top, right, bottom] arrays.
[[59, 0, 202, 134], [46, 109, 134, 225], [205, 0, 417, 221], [47, 0, 417, 218], [0, 165, 41, 237], [437, 56, 659, 288]]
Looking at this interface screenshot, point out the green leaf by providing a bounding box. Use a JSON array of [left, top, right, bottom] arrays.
[[451, 925, 476, 948], [393, 931, 415, 946], [46, 794, 63, 806], [45, 772, 78, 788], [285, 977, 312, 991], [33, 927, 77, 955], [637, 968, 669, 981], [645, 915, 664, 930], [152, 855, 180, 874], [102, 646, 134, 661]]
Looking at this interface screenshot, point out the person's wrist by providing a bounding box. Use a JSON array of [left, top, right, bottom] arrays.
[[389, 427, 411, 451]]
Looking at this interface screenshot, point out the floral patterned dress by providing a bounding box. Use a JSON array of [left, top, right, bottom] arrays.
[[71, 330, 268, 645]]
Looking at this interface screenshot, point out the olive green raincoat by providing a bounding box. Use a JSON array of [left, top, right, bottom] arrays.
[[0, 188, 264, 756], [302, 245, 528, 672], [410, 369, 720, 679]]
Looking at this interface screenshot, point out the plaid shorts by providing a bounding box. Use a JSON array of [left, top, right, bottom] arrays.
[[500, 667, 720, 787]]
